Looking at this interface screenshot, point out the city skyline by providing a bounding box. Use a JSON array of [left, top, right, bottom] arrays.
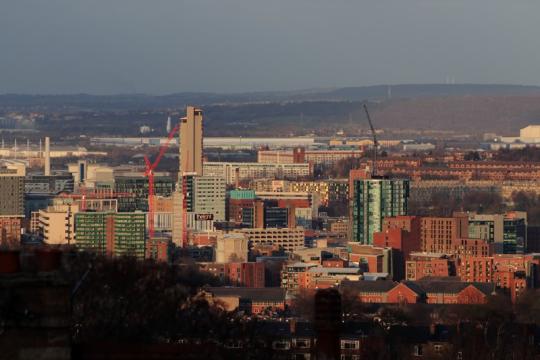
[[4, 2, 540, 358]]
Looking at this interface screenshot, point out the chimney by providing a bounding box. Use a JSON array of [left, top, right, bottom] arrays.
[[166, 116, 172, 133], [44, 137, 51, 176]]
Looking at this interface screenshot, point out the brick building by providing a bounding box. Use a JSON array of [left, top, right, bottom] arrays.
[[201, 262, 265, 288], [420, 216, 468, 253], [406, 253, 456, 281], [205, 287, 286, 314], [341, 279, 493, 305], [0, 217, 21, 247]]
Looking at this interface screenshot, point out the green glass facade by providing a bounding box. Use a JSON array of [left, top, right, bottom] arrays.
[[350, 178, 409, 244], [75, 212, 146, 259], [74, 212, 108, 254]]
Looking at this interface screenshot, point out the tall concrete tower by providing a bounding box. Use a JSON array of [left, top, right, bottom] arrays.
[[179, 106, 203, 176], [44, 137, 51, 176]]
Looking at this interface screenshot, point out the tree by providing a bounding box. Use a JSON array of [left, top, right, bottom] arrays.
[[64, 253, 228, 343]]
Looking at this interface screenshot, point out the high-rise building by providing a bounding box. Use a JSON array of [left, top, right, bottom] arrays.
[[350, 177, 409, 244], [0, 166, 25, 217], [183, 175, 226, 222], [38, 204, 79, 245], [420, 216, 469, 253], [75, 212, 146, 259], [179, 106, 203, 176]]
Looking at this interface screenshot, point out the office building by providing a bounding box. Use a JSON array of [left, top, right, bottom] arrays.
[[183, 174, 226, 222], [349, 177, 409, 244], [468, 211, 527, 254], [180, 106, 203, 176], [228, 189, 257, 225], [75, 212, 146, 259], [25, 174, 74, 194]]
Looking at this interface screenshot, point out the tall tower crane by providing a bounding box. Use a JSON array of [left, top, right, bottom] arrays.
[[363, 104, 379, 177], [144, 124, 180, 239]]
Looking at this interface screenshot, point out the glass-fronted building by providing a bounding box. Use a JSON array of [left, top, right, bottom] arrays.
[[75, 212, 146, 259], [350, 177, 409, 244]]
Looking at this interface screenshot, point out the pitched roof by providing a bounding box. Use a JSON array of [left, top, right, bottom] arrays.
[[396, 281, 425, 295], [410, 280, 494, 295], [340, 280, 397, 293]]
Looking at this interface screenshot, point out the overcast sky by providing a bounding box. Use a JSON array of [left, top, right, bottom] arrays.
[[1, 0, 539, 94]]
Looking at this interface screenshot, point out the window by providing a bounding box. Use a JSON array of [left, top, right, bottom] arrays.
[[272, 340, 291, 350], [341, 340, 359, 350], [295, 338, 310, 348]]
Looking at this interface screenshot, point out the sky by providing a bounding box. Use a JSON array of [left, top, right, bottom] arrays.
[[1, 0, 539, 94]]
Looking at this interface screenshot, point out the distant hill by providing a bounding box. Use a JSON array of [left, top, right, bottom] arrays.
[[3, 84, 540, 136], [2, 84, 540, 110]]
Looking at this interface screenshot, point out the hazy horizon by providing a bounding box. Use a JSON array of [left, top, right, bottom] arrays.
[[2, 0, 540, 95]]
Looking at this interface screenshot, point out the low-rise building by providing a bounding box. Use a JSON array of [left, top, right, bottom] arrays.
[[203, 162, 311, 185], [205, 287, 286, 314], [200, 262, 265, 288]]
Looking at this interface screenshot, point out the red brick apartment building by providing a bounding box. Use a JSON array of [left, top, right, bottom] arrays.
[[406, 253, 455, 281], [421, 216, 469, 253], [200, 262, 265, 288], [375, 215, 476, 256], [356, 159, 540, 182]]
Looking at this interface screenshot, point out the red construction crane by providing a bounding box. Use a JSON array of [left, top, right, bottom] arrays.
[[144, 124, 179, 239]]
